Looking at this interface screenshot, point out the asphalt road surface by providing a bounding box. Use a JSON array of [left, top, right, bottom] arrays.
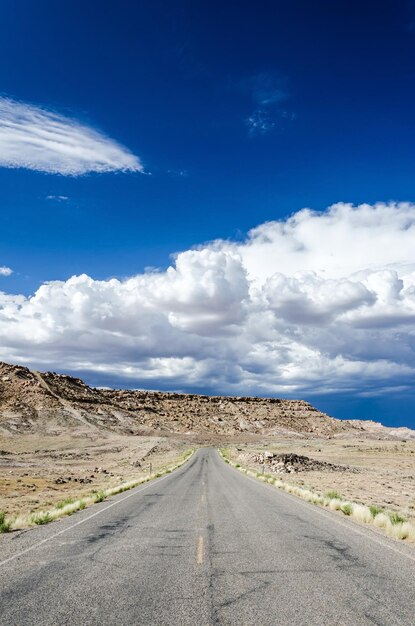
[[1, 448, 414, 625]]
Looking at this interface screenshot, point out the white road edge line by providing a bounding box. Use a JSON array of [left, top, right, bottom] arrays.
[[0, 470, 176, 568], [222, 454, 415, 564]]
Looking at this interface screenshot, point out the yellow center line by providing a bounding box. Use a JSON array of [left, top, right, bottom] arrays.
[[197, 535, 204, 564]]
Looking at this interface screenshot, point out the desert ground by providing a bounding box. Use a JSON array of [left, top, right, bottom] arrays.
[[224, 436, 415, 525], [0, 433, 192, 518], [1, 431, 414, 528]]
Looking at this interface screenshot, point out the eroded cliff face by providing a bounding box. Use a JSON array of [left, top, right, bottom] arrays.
[[0, 361, 411, 439]]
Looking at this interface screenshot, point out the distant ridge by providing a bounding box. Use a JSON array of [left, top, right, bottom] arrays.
[[0, 361, 413, 439]]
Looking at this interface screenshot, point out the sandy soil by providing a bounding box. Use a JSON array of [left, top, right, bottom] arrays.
[[226, 436, 415, 523], [2, 432, 414, 526], [0, 433, 191, 517]]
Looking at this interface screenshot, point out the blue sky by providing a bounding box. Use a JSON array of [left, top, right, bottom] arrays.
[[1, 1, 415, 428]]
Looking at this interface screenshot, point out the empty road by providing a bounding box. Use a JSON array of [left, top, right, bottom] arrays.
[[1, 448, 414, 625]]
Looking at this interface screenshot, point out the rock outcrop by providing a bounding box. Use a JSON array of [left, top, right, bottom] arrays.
[[0, 361, 413, 439], [249, 451, 356, 474]]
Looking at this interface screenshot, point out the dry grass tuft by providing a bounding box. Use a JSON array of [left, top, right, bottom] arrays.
[[219, 449, 415, 544], [4, 448, 194, 532]]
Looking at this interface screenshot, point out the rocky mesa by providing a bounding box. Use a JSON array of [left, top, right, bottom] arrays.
[[0, 361, 412, 439]]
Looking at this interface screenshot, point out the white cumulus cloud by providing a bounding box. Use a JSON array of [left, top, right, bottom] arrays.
[[0, 266, 13, 276], [1, 202, 415, 398], [232, 202, 415, 283], [0, 97, 143, 175]]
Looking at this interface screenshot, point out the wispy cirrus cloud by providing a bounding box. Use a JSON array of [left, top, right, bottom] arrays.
[[167, 169, 189, 178], [0, 266, 13, 276], [243, 72, 295, 137], [246, 109, 277, 136], [249, 71, 288, 106], [46, 195, 69, 202], [0, 97, 143, 175]]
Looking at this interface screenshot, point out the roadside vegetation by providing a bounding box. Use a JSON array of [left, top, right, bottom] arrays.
[[219, 448, 415, 543], [0, 449, 194, 533], [0, 511, 11, 533]]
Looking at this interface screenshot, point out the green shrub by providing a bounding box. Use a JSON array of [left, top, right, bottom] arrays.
[[0, 511, 11, 533], [325, 490, 341, 499], [369, 504, 383, 518], [390, 512, 406, 525], [56, 497, 75, 509], [94, 491, 106, 503], [32, 512, 52, 525], [341, 503, 353, 516]]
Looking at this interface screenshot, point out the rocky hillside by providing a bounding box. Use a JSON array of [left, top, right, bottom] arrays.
[[0, 361, 411, 438]]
